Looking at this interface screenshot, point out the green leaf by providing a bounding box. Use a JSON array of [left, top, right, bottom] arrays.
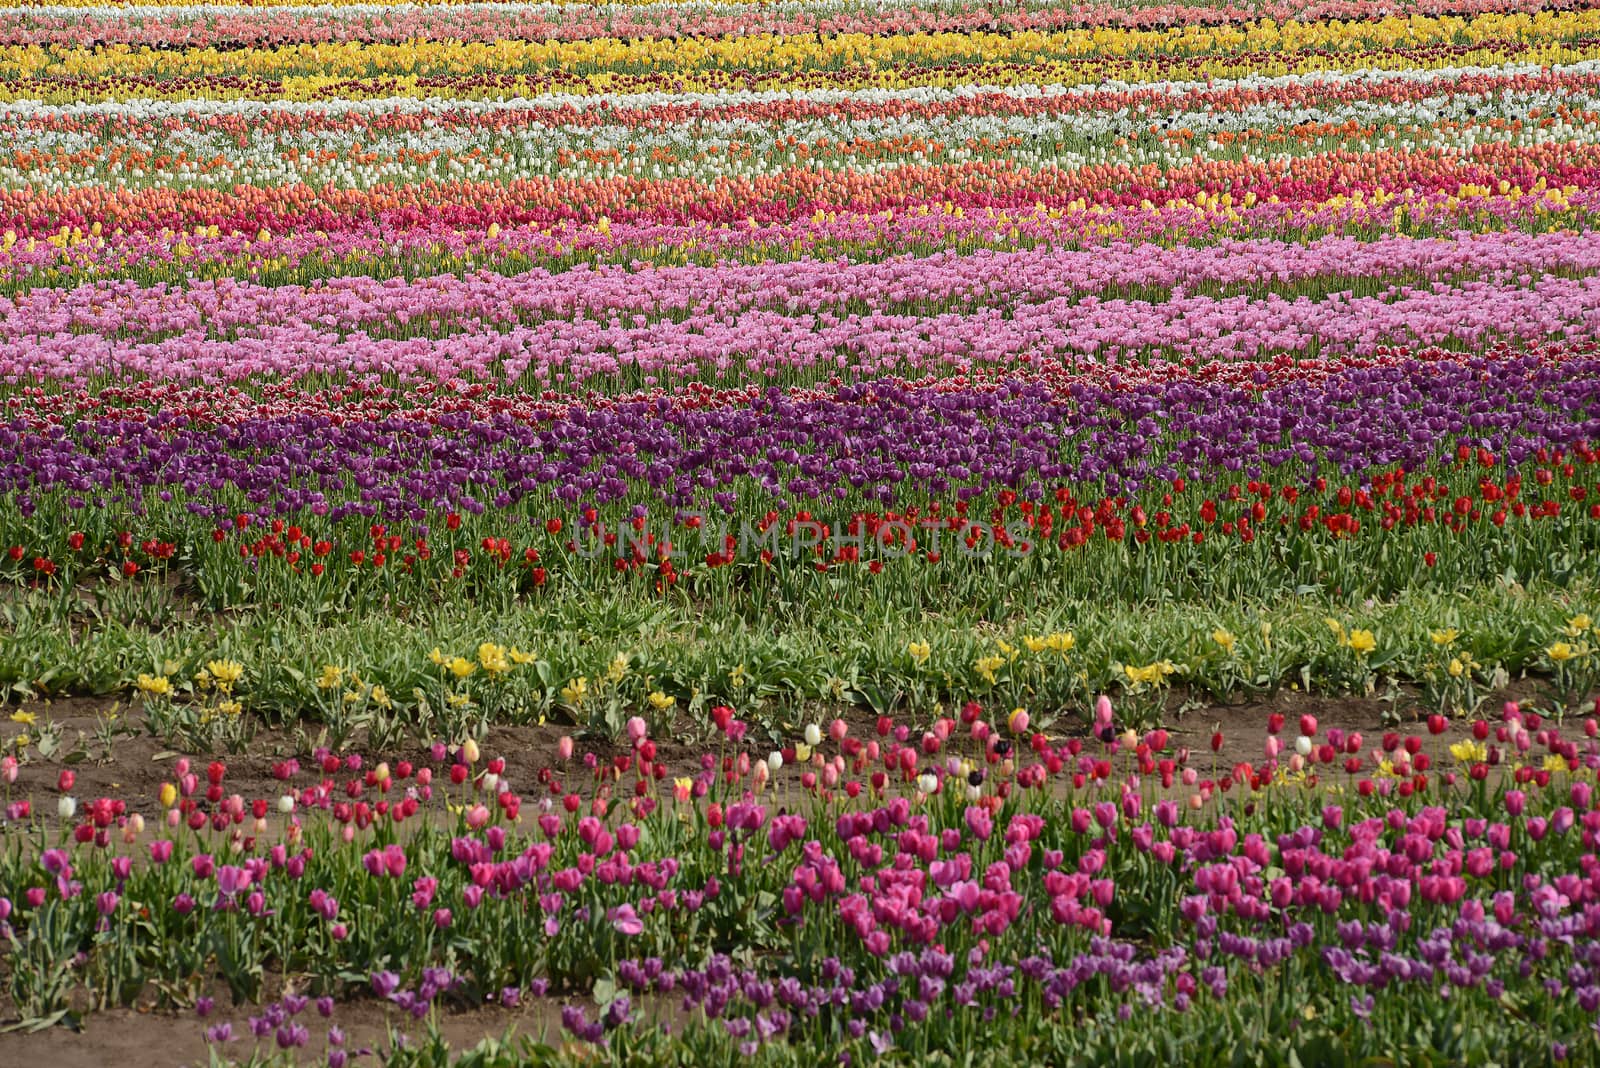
[[0, 1007, 75, 1033]]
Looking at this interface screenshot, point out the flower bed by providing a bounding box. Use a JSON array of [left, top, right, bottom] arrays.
[[3, 0, 1600, 1062]]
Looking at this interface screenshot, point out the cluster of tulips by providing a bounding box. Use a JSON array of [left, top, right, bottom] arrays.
[[1, 696, 1598, 1064], [0, 0, 1568, 51]]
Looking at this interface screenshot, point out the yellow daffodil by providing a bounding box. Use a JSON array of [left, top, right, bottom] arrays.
[[1212, 628, 1236, 654], [206, 659, 244, 687], [8, 709, 35, 726], [647, 691, 675, 711], [561, 677, 589, 706], [1548, 642, 1576, 662], [1124, 661, 1177, 688], [448, 657, 476, 680], [1430, 629, 1459, 646], [478, 642, 511, 676], [1045, 632, 1076, 654], [728, 664, 749, 689], [907, 640, 931, 665], [1346, 630, 1377, 656], [137, 673, 173, 697]]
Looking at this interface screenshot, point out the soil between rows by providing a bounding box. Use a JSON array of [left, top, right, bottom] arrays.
[[2, 684, 1539, 805]]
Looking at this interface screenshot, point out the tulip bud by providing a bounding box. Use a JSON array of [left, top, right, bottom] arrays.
[[804, 723, 822, 748], [58, 796, 76, 819], [557, 736, 574, 761], [461, 738, 480, 764], [159, 782, 177, 808], [277, 795, 295, 815]]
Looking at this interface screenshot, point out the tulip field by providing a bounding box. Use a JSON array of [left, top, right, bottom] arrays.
[[6, 0, 1600, 1064]]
